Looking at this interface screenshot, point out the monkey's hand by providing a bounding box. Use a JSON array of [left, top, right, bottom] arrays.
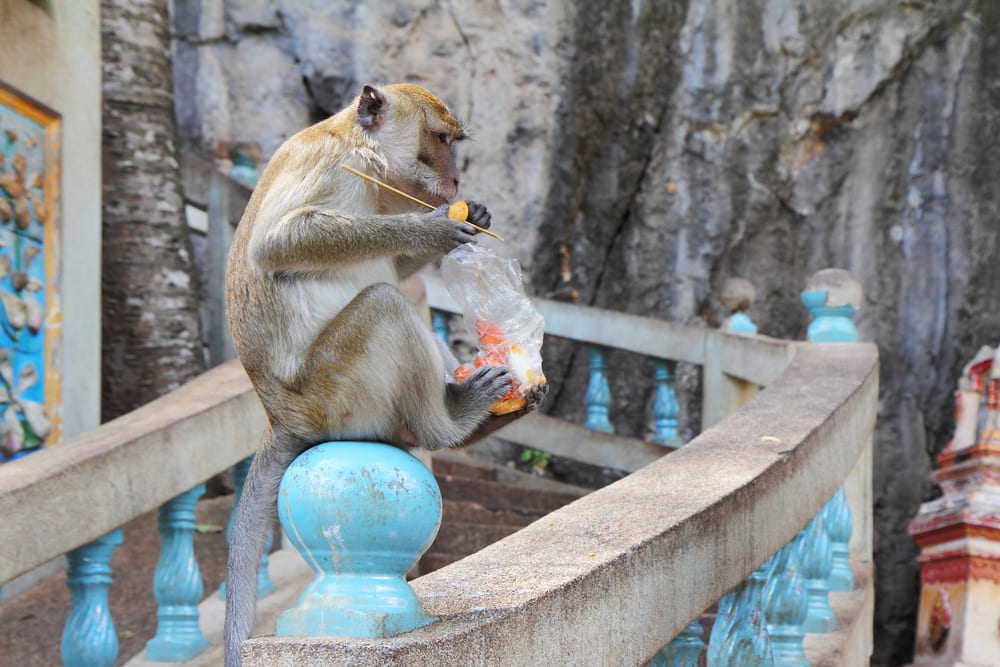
[[463, 201, 493, 231], [427, 200, 492, 253]]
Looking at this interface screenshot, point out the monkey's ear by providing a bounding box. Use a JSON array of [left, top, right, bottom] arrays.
[[358, 85, 387, 129]]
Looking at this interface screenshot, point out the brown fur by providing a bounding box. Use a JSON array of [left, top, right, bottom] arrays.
[[222, 84, 545, 667]]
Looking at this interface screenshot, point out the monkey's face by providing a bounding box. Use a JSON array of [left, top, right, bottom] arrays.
[[413, 126, 462, 205], [360, 84, 467, 205]]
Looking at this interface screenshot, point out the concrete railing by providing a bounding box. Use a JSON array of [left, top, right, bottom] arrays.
[[240, 279, 877, 665], [0, 360, 262, 589], [0, 287, 877, 666], [0, 158, 878, 664]]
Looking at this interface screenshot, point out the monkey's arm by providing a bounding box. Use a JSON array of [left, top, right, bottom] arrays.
[[394, 201, 493, 280], [250, 206, 474, 276]]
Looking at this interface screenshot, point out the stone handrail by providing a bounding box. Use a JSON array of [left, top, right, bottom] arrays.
[[243, 341, 878, 665], [0, 263, 877, 665], [0, 359, 263, 586]]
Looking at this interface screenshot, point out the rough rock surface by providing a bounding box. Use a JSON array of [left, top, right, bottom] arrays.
[[170, 1, 1000, 663]]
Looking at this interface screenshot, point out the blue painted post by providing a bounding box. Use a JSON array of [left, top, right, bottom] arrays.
[[585, 345, 614, 433], [764, 533, 809, 665], [721, 278, 758, 334], [431, 309, 451, 347], [653, 360, 683, 447], [707, 558, 775, 666], [727, 312, 757, 334], [146, 484, 211, 661], [800, 513, 836, 632], [228, 142, 261, 186], [706, 588, 737, 664], [803, 269, 861, 594], [651, 358, 703, 662], [651, 621, 703, 666], [824, 487, 855, 591], [62, 528, 123, 667], [222, 456, 275, 599], [275, 441, 441, 637]]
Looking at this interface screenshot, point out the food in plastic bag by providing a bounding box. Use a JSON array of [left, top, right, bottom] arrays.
[[441, 244, 546, 414]]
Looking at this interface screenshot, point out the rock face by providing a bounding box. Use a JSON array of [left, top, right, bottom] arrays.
[[171, 1, 1000, 663]]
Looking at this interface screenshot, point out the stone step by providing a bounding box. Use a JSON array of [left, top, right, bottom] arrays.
[[441, 498, 538, 528], [429, 521, 521, 555], [434, 475, 583, 516]]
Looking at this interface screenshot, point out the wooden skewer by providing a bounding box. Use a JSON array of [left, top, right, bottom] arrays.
[[340, 164, 504, 241]]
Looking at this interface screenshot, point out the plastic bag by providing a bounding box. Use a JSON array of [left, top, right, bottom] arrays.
[[441, 244, 546, 414]]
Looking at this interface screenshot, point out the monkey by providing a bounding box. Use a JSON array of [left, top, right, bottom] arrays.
[[222, 83, 547, 667]]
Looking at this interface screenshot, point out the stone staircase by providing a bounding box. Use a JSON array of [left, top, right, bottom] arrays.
[[421, 451, 589, 574]]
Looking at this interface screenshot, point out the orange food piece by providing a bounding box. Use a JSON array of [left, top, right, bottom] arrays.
[[490, 395, 526, 415], [474, 352, 506, 368], [454, 365, 474, 383], [448, 200, 469, 222]]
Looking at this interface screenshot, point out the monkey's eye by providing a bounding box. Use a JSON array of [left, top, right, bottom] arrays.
[[438, 132, 450, 145]]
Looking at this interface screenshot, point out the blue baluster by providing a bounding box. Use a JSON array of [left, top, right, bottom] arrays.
[[585, 345, 614, 433], [651, 620, 703, 666], [708, 567, 775, 666], [706, 588, 737, 664], [721, 278, 758, 334], [146, 484, 211, 661], [764, 533, 809, 665], [431, 309, 451, 347], [275, 441, 440, 638], [228, 142, 261, 186], [222, 455, 275, 599], [651, 350, 702, 665], [62, 528, 123, 667], [801, 512, 836, 632], [732, 559, 775, 665], [727, 312, 757, 334], [800, 293, 857, 342], [824, 487, 854, 591], [653, 360, 683, 447], [803, 270, 861, 594]]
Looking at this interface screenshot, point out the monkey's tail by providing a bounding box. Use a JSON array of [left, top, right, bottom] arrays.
[[224, 428, 303, 667]]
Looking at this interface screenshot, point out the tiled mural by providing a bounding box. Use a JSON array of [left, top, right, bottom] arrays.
[[0, 84, 61, 461]]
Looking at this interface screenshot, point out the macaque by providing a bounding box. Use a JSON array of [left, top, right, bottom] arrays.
[[223, 84, 546, 667]]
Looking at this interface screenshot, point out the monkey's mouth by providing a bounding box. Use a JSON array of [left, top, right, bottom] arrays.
[[412, 184, 451, 208]]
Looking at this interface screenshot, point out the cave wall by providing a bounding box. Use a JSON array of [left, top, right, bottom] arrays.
[[169, 0, 1000, 662]]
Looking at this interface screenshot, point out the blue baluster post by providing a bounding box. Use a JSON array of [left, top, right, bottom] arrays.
[[764, 533, 809, 665], [222, 455, 276, 599], [706, 588, 738, 664], [275, 441, 441, 638], [228, 142, 261, 186], [585, 345, 614, 433], [653, 360, 684, 447], [824, 486, 855, 591], [727, 559, 775, 664], [721, 278, 758, 334], [800, 512, 836, 632], [431, 309, 451, 347], [62, 528, 123, 667], [651, 620, 703, 666], [146, 484, 211, 661], [803, 269, 861, 594], [650, 357, 701, 663]]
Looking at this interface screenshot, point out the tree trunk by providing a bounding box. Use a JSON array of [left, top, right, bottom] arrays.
[[101, 0, 205, 421]]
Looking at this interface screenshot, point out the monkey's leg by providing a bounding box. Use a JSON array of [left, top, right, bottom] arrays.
[[224, 426, 305, 667], [294, 282, 512, 450]]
